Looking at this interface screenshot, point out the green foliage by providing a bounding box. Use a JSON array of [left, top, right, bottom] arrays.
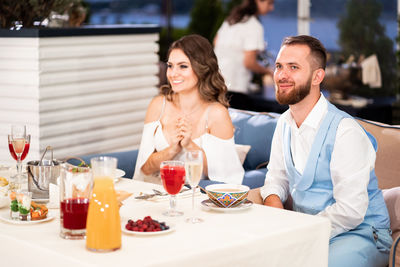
[[159, 0, 244, 62], [0, 0, 83, 28], [187, 0, 224, 43], [337, 0, 396, 96]]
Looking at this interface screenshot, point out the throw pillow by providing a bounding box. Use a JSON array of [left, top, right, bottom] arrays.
[[235, 144, 251, 165]]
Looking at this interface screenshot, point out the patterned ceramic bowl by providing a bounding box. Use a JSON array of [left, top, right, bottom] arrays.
[[205, 184, 249, 208]]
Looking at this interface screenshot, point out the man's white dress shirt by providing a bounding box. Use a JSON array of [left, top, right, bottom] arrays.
[[260, 94, 376, 238]]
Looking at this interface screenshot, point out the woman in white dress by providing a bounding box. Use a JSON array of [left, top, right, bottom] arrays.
[[214, 0, 274, 109], [134, 34, 244, 185]]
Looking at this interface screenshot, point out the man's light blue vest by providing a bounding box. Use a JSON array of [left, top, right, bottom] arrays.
[[283, 102, 390, 229]]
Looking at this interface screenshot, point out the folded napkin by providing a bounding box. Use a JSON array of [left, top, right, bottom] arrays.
[[151, 188, 200, 202], [116, 190, 133, 207], [48, 183, 60, 209]]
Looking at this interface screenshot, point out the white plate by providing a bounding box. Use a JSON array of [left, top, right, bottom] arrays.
[[0, 210, 55, 225], [0, 196, 8, 208], [201, 199, 253, 212], [122, 222, 175, 236], [114, 169, 126, 182]]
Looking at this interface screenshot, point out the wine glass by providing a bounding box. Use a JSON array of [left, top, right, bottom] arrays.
[[160, 161, 185, 217], [8, 125, 31, 189], [184, 150, 203, 223]]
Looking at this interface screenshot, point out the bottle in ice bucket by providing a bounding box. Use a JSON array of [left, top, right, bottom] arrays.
[[86, 157, 121, 252]]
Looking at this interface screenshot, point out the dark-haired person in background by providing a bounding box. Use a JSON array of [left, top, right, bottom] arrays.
[[214, 0, 274, 109], [260, 35, 392, 267]]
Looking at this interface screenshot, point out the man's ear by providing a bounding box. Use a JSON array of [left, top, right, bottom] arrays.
[[312, 69, 325, 85]]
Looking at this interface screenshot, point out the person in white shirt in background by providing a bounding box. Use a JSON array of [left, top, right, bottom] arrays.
[[214, 0, 274, 109], [260, 35, 392, 267]]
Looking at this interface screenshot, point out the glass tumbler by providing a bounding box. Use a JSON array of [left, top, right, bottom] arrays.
[[60, 164, 92, 239]]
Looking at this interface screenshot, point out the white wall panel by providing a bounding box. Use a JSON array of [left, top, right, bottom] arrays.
[[39, 65, 158, 85], [39, 76, 158, 99], [0, 32, 159, 168]]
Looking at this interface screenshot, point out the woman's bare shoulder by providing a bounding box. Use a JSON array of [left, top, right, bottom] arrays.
[[144, 95, 165, 123], [208, 103, 234, 139], [208, 102, 230, 117]]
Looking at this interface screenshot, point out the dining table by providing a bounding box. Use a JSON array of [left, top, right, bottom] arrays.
[[0, 178, 331, 267]]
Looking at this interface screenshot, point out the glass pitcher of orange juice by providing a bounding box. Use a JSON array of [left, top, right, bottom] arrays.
[[86, 157, 121, 252]]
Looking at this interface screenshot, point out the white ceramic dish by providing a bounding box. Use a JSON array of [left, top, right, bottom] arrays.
[[114, 169, 126, 183], [201, 199, 253, 212], [0, 210, 55, 225], [122, 222, 175, 236]]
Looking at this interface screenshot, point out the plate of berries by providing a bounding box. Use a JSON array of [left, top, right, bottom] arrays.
[[122, 216, 175, 236]]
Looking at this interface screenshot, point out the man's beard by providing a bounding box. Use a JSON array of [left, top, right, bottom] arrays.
[[275, 77, 312, 105]]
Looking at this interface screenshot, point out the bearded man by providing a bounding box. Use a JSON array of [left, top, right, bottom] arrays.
[[259, 35, 392, 267]]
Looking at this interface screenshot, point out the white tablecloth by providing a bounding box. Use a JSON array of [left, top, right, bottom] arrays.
[[0, 179, 330, 267]]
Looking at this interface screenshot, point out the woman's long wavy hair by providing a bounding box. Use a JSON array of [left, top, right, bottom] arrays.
[[226, 0, 258, 25], [160, 34, 229, 108]]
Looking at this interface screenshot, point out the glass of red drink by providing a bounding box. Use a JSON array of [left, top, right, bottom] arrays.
[[160, 161, 185, 217], [60, 164, 92, 239]]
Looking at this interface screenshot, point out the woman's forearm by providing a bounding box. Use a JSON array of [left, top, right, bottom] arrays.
[[243, 50, 273, 75], [141, 146, 181, 175]]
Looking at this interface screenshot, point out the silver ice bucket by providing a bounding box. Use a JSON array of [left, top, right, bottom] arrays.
[[27, 160, 62, 200]]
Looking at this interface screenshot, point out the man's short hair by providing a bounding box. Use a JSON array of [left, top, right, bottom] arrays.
[[281, 35, 327, 70]]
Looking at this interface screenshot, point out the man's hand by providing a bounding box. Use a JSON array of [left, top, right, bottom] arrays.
[[263, 194, 284, 209]]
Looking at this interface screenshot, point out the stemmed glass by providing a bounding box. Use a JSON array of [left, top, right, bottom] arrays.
[[8, 125, 31, 189], [160, 161, 185, 217], [184, 150, 203, 223]]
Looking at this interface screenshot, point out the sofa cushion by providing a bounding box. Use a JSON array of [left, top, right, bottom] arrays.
[[242, 168, 268, 189], [229, 108, 279, 171], [235, 144, 251, 165], [74, 150, 138, 179]]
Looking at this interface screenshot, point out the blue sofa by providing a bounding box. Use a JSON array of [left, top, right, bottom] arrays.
[[75, 108, 279, 189]]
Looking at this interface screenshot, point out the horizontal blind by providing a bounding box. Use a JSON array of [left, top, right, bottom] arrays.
[[0, 33, 159, 165]]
